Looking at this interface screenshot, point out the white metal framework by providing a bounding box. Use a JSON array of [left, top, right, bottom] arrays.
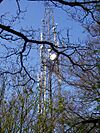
[[38, 1, 61, 114]]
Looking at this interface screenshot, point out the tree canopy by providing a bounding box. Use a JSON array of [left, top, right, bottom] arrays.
[[0, 0, 100, 133]]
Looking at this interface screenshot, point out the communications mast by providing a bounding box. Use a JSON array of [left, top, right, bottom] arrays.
[[28, 0, 62, 132], [38, 1, 61, 114]]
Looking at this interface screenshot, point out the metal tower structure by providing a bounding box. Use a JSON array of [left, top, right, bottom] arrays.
[[25, 1, 62, 132], [38, 1, 61, 115], [38, 1, 54, 114]]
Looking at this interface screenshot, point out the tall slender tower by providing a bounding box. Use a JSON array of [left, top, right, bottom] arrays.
[[38, 1, 56, 113], [37, 1, 62, 132]]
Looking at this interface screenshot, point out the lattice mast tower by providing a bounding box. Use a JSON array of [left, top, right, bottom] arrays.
[[38, 1, 58, 114]]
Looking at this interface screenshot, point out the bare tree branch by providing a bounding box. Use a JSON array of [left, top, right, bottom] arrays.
[[0, 23, 87, 71], [0, 0, 3, 4]]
